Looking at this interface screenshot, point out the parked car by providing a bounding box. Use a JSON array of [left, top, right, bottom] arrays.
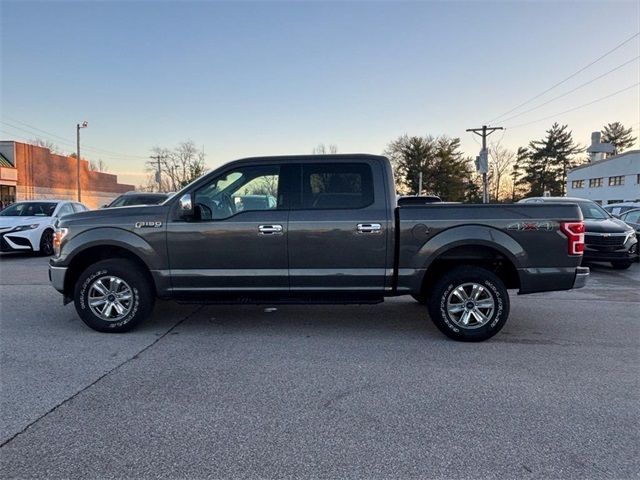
[[0, 200, 88, 255], [603, 202, 640, 216], [104, 191, 172, 208], [50, 154, 589, 342], [520, 197, 638, 269], [397, 195, 442, 206], [619, 208, 640, 234]]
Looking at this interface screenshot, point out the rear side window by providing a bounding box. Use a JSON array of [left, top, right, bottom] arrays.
[[301, 163, 374, 210]]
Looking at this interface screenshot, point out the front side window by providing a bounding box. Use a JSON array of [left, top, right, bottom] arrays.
[[301, 163, 374, 209], [578, 202, 610, 220], [622, 210, 640, 223], [194, 165, 281, 220]]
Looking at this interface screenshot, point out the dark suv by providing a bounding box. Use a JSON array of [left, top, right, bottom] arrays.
[[520, 197, 638, 269]]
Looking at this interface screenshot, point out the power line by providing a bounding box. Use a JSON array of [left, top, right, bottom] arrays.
[[505, 82, 639, 129], [488, 31, 640, 124], [0, 118, 147, 160], [498, 55, 639, 124]]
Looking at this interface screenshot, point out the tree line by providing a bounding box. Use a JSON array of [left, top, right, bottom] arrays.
[[386, 121, 636, 203]]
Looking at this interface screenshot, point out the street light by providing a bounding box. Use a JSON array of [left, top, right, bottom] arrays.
[[76, 121, 88, 201]]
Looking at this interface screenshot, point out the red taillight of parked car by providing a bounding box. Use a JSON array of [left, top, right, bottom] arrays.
[[560, 221, 585, 255]]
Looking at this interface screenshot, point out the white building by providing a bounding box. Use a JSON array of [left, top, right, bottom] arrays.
[[566, 149, 640, 205]]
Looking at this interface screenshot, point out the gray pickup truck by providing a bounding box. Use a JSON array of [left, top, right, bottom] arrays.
[[49, 154, 589, 341]]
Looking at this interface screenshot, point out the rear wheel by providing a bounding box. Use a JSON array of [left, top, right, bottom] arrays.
[[427, 266, 509, 342], [74, 259, 155, 332], [611, 261, 632, 270], [38, 229, 54, 256]]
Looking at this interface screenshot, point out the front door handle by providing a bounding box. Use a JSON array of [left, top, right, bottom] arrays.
[[258, 224, 283, 235], [356, 223, 382, 234]]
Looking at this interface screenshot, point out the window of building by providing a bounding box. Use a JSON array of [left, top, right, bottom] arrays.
[[637, 174, 640, 184], [589, 178, 603, 188], [301, 163, 374, 209], [609, 176, 625, 186], [571, 180, 584, 189], [0, 185, 16, 209]]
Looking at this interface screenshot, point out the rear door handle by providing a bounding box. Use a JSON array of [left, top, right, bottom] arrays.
[[258, 224, 283, 235], [356, 223, 382, 234]]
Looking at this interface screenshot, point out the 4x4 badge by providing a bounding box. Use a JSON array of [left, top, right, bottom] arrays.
[[507, 222, 555, 231]]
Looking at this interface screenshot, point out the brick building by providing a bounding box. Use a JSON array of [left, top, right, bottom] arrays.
[[0, 141, 135, 209]]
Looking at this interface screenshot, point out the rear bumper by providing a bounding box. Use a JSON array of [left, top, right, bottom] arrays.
[[518, 265, 589, 294], [572, 266, 589, 289], [583, 247, 638, 263]]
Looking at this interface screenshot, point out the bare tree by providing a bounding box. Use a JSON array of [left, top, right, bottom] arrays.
[[89, 158, 109, 173], [312, 143, 338, 155], [488, 142, 515, 202], [30, 137, 62, 154], [146, 141, 207, 192]]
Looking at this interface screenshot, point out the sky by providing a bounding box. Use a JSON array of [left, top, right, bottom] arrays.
[[1, 0, 639, 186]]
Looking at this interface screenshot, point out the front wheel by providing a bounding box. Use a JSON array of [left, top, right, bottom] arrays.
[[38, 229, 54, 256], [427, 266, 509, 342], [74, 259, 155, 333]]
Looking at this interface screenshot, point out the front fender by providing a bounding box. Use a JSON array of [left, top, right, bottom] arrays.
[[56, 227, 165, 271]]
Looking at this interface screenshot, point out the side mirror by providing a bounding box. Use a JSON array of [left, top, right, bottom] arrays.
[[178, 193, 194, 218]]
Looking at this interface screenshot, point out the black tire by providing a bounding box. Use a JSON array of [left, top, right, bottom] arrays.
[[611, 261, 632, 270], [411, 293, 428, 304], [427, 266, 509, 342], [38, 229, 54, 256], [74, 259, 155, 333]]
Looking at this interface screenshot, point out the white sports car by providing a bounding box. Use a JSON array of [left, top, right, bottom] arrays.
[[0, 200, 88, 255]]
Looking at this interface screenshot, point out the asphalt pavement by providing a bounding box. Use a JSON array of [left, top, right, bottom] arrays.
[[1, 254, 638, 479]]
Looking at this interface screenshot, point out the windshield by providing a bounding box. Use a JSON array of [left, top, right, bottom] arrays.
[[578, 202, 610, 220], [0, 202, 56, 217], [108, 195, 166, 207]]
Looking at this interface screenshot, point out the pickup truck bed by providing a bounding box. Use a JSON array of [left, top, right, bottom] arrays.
[[50, 154, 588, 341]]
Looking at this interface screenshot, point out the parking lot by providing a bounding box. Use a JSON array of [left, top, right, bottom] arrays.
[[0, 254, 638, 479]]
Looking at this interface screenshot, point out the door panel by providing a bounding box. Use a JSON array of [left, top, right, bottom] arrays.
[[167, 210, 288, 291], [166, 164, 290, 292], [288, 162, 389, 291]]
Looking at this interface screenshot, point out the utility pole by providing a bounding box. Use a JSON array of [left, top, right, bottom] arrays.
[[466, 125, 503, 203], [76, 121, 88, 201], [150, 155, 163, 191]]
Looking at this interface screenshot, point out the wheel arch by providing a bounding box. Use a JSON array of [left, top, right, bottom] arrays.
[[63, 244, 156, 298], [416, 235, 522, 298]]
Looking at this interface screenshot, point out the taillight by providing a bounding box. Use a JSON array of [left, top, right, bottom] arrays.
[[560, 221, 585, 255]]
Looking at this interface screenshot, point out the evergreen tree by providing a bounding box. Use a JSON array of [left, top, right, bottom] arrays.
[[385, 134, 474, 201], [601, 122, 637, 155], [511, 147, 529, 202], [523, 123, 582, 196]]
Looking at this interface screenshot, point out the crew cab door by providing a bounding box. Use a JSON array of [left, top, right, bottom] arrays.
[[166, 164, 293, 292], [287, 161, 389, 292]]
